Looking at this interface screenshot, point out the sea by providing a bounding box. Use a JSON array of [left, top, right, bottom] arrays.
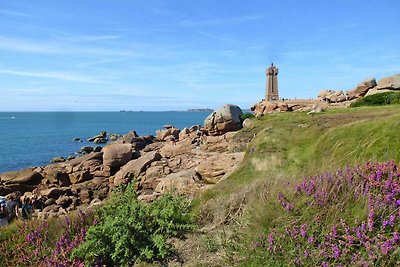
[[0, 112, 210, 173]]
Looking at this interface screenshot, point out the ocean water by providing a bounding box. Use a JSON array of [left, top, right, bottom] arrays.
[[0, 112, 210, 173]]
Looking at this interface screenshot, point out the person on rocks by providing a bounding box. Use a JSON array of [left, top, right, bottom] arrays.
[[195, 129, 202, 146], [21, 197, 33, 220], [6, 193, 20, 222], [0, 196, 8, 226]]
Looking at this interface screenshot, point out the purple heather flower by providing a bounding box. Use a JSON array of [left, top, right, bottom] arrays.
[[380, 241, 392, 255], [322, 261, 328, 267], [389, 214, 396, 226], [332, 245, 341, 259], [355, 227, 363, 240], [393, 232, 400, 243], [268, 232, 274, 246], [367, 209, 374, 231], [382, 220, 389, 229], [300, 224, 307, 238], [331, 225, 338, 238]]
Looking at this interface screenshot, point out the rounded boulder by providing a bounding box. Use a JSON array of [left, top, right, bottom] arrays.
[[204, 104, 243, 136], [102, 143, 132, 168]]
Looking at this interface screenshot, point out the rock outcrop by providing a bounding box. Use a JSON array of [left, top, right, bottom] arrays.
[[113, 151, 161, 186], [156, 127, 180, 141], [251, 99, 323, 117], [155, 170, 197, 194], [204, 104, 243, 136], [376, 74, 400, 90], [347, 77, 377, 99], [102, 143, 132, 168]]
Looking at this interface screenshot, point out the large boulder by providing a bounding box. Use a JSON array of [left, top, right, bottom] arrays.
[[156, 128, 180, 141], [178, 128, 190, 140], [69, 170, 92, 184], [155, 170, 197, 194], [62, 152, 103, 173], [113, 151, 161, 186], [204, 104, 243, 136], [0, 168, 43, 186], [87, 131, 106, 142], [123, 131, 139, 143], [242, 118, 253, 128], [318, 90, 334, 100], [195, 152, 244, 183], [376, 74, 400, 90], [277, 102, 289, 112], [347, 77, 377, 99], [51, 157, 66, 163], [93, 138, 107, 144], [102, 143, 132, 168], [307, 104, 324, 114], [365, 88, 397, 97], [160, 140, 192, 158], [251, 101, 266, 116], [40, 187, 72, 198], [265, 102, 278, 113]]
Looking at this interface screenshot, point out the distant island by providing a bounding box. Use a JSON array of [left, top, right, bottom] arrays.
[[186, 108, 213, 112]]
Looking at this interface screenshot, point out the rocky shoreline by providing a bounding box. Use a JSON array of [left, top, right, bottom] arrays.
[[0, 104, 249, 220]]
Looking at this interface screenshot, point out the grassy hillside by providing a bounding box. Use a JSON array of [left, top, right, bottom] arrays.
[[192, 105, 400, 266]]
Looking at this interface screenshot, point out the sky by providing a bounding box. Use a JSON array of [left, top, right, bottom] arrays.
[[0, 0, 399, 111]]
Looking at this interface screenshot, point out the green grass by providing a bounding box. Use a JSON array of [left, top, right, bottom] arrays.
[[193, 105, 400, 265]]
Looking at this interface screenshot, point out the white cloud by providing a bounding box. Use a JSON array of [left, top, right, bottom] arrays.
[[0, 69, 103, 83], [0, 36, 136, 57]]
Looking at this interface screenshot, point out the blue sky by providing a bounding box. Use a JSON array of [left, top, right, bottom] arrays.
[[0, 0, 399, 111]]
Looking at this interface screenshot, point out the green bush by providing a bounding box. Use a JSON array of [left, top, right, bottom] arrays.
[[350, 91, 400, 107], [240, 113, 255, 121], [72, 184, 196, 266]]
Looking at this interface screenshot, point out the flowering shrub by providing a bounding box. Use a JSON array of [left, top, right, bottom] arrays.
[[252, 161, 400, 266], [0, 210, 93, 266], [72, 184, 196, 266]]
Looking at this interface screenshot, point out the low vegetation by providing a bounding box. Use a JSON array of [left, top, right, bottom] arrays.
[[248, 161, 400, 266], [240, 113, 255, 121], [72, 185, 196, 266], [194, 105, 400, 266], [0, 185, 195, 266], [0, 211, 93, 266], [350, 91, 400, 107]]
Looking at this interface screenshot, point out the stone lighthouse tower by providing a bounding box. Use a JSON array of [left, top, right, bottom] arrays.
[[266, 63, 279, 101]]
